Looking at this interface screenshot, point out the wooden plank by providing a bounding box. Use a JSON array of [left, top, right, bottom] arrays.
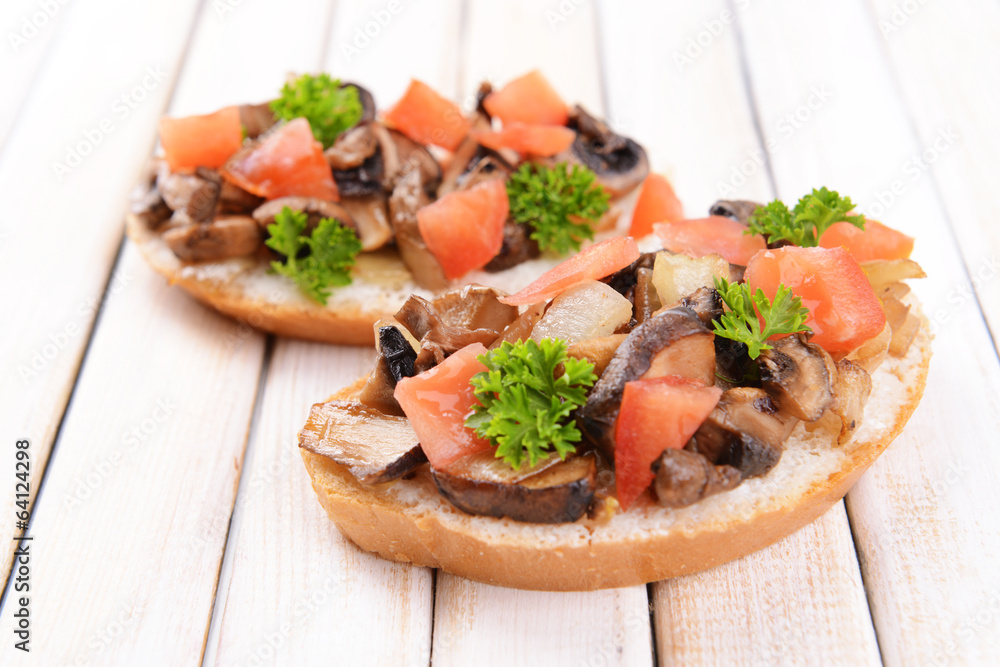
[[204, 1, 462, 663], [0, 0, 66, 150], [429, 2, 653, 665], [867, 0, 1000, 351], [598, 2, 883, 664], [0, 0, 201, 601], [734, 1, 1000, 664]]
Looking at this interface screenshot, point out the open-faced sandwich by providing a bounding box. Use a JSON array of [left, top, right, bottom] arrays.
[[127, 71, 666, 344], [299, 187, 930, 591]]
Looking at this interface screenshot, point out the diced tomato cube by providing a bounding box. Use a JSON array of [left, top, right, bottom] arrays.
[[654, 216, 766, 266], [483, 70, 569, 126], [629, 174, 684, 238], [159, 106, 243, 171], [819, 220, 914, 262], [383, 79, 471, 151], [471, 123, 575, 157]]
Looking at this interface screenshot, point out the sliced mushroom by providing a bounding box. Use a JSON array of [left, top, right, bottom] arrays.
[[577, 308, 715, 460], [709, 199, 761, 225], [491, 302, 546, 348], [602, 252, 658, 301], [714, 336, 755, 388], [429, 285, 520, 334], [359, 325, 418, 417], [299, 401, 427, 485], [544, 105, 649, 198], [130, 164, 171, 229], [678, 286, 723, 328], [757, 333, 837, 422], [239, 101, 277, 138], [651, 448, 742, 508], [252, 196, 355, 233], [828, 359, 872, 444], [325, 123, 378, 170], [388, 167, 449, 290], [432, 451, 596, 523], [162, 215, 262, 262], [634, 268, 662, 325], [332, 147, 384, 198], [483, 221, 541, 272], [373, 123, 441, 193], [686, 388, 797, 478], [218, 180, 264, 214], [339, 194, 393, 251], [157, 169, 220, 222], [567, 334, 627, 376]]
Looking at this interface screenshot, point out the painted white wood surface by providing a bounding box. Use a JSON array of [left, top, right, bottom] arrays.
[[867, 0, 1000, 350], [204, 2, 459, 664], [0, 0, 66, 150], [735, 1, 1000, 665], [599, 3, 881, 664], [429, 3, 653, 665], [0, 0, 201, 598]]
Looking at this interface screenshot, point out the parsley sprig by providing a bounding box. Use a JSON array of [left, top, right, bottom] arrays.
[[747, 187, 865, 247], [507, 163, 610, 255], [271, 73, 363, 149], [713, 277, 811, 359], [265, 207, 362, 305], [465, 339, 597, 469]]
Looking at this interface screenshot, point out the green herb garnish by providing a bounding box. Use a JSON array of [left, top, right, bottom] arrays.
[[747, 187, 865, 247], [506, 163, 610, 255], [271, 73, 363, 148], [713, 277, 811, 359], [465, 339, 597, 469], [265, 206, 362, 305]]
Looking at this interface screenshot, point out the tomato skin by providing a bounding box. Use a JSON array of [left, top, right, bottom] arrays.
[[483, 70, 569, 126], [384, 79, 471, 151], [744, 246, 887, 353], [500, 236, 641, 306], [394, 343, 494, 469], [819, 220, 914, 262], [614, 376, 722, 510], [159, 106, 243, 171], [654, 216, 766, 266], [629, 174, 684, 238], [416, 178, 508, 280], [471, 123, 575, 157], [221, 118, 338, 201]]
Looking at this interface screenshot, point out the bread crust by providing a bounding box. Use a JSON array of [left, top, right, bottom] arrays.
[[299, 318, 931, 591]]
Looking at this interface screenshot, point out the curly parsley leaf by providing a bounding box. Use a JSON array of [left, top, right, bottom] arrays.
[[265, 206, 362, 305], [712, 277, 811, 359], [465, 338, 597, 469], [506, 163, 610, 255], [747, 187, 865, 247], [271, 73, 362, 148]]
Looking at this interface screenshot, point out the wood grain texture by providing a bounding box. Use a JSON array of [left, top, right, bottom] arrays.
[[598, 2, 882, 664], [734, 1, 1000, 664], [0, 0, 202, 602], [204, 1, 461, 664], [866, 0, 1000, 352]]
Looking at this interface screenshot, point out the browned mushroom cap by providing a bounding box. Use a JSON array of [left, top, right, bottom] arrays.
[[359, 325, 419, 417], [687, 387, 798, 479], [252, 196, 354, 232], [239, 101, 277, 139], [339, 194, 393, 251], [372, 123, 441, 194], [651, 448, 742, 509], [543, 104, 649, 198], [438, 111, 515, 197], [483, 221, 541, 272], [826, 358, 872, 444], [709, 200, 762, 225], [157, 167, 220, 222], [388, 167, 449, 290], [299, 400, 427, 485], [578, 308, 715, 461], [432, 451, 597, 523], [324, 123, 378, 170], [130, 162, 171, 229], [162, 215, 262, 262], [757, 333, 837, 422], [217, 179, 264, 215]]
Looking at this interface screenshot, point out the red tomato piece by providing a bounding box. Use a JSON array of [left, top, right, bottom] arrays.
[[221, 118, 338, 201], [383, 79, 471, 151], [628, 173, 684, 238], [654, 216, 767, 266], [744, 246, 887, 354], [483, 70, 569, 126], [159, 106, 243, 171], [819, 220, 914, 262], [471, 123, 575, 157], [417, 178, 508, 279], [500, 236, 641, 306], [614, 376, 722, 510], [394, 343, 494, 469]]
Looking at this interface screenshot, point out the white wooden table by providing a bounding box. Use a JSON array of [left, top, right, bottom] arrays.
[[1, 1, 999, 664]]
